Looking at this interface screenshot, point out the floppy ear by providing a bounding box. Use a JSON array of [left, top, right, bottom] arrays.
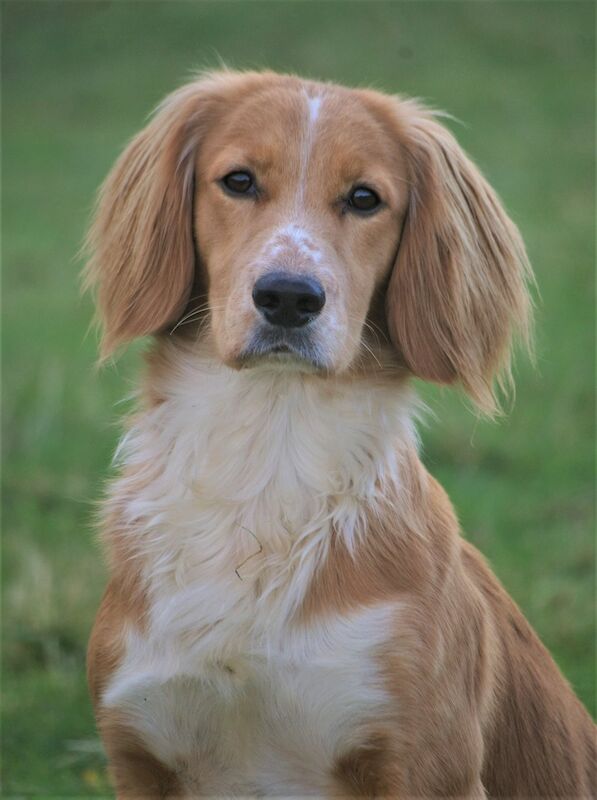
[[84, 76, 225, 357], [386, 101, 533, 414]]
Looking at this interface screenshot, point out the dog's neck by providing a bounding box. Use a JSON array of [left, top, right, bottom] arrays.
[[112, 341, 419, 625]]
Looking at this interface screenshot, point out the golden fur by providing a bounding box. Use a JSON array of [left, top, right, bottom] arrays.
[[85, 71, 595, 798]]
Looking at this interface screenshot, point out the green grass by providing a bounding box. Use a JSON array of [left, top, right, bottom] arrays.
[[2, 1, 594, 794]]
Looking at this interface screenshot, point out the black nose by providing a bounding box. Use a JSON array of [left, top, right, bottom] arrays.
[[252, 272, 326, 328]]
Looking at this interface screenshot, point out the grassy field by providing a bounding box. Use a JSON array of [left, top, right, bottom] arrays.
[[2, 1, 594, 794]]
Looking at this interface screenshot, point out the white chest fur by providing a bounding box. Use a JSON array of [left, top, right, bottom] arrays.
[[102, 348, 415, 793], [104, 603, 398, 795]]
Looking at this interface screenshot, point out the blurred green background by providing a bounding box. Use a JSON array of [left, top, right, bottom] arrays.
[[2, 0, 594, 794]]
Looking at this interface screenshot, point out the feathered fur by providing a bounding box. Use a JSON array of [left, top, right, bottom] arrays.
[[85, 71, 594, 799]]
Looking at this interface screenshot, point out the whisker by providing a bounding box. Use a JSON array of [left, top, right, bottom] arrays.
[[344, 313, 391, 370], [173, 312, 210, 330], [169, 302, 226, 334], [170, 308, 208, 334], [361, 320, 382, 350], [363, 318, 389, 345], [359, 338, 383, 369]]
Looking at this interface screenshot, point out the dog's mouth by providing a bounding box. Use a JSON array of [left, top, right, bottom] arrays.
[[238, 327, 327, 372]]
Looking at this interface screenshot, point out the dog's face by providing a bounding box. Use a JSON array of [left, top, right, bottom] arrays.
[[86, 71, 531, 411], [195, 81, 407, 373]]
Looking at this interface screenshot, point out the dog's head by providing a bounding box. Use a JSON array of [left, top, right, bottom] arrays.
[[85, 70, 532, 412]]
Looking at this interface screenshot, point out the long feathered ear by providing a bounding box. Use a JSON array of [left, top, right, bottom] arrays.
[[84, 75, 226, 358], [386, 100, 533, 414]]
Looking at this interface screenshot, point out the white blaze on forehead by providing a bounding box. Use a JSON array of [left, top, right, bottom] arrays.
[[256, 92, 328, 274], [307, 95, 322, 125], [297, 89, 325, 206]]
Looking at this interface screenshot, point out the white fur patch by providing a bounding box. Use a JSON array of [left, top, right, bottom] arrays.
[[297, 90, 325, 207], [307, 95, 322, 125], [263, 223, 324, 265], [105, 604, 399, 795], [103, 349, 417, 791]]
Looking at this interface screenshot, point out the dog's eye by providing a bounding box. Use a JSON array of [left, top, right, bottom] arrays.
[[221, 171, 255, 196], [348, 186, 381, 214]]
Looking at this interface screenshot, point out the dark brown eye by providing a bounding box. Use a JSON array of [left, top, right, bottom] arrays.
[[348, 186, 381, 213], [221, 170, 255, 196]]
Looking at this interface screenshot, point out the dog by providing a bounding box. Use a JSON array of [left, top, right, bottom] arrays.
[[85, 71, 596, 798]]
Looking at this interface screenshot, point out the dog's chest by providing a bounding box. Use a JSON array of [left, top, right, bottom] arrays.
[[102, 364, 413, 793], [104, 597, 396, 796]]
